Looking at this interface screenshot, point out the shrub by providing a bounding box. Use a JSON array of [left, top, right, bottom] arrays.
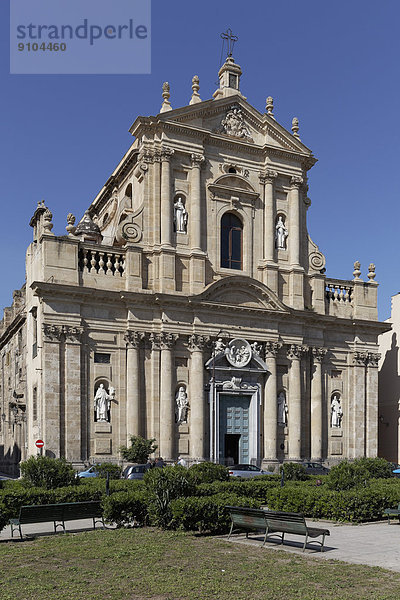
[[188, 462, 229, 484], [327, 460, 370, 491], [119, 436, 157, 464], [144, 465, 196, 528], [170, 493, 260, 533], [102, 489, 148, 527], [354, 457, 393, 479], [19, 456, 77, 489], [197, 478, 280, 500], [95, 463, 122, 480], [280, 462, 308, 481]]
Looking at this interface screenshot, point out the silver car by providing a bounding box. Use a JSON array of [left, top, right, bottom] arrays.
[[228, 464, 273, 479]]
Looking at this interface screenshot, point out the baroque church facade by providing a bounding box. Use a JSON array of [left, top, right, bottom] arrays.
[[0, 56, 388, 473]]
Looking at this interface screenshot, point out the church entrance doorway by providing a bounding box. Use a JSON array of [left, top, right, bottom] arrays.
[[219, 394, 250, 465]]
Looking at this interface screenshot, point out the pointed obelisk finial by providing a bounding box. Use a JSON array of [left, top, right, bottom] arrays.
[[160, 81, 172, 113], [266, 96, 274, 118], [189, 75, 201, 105], [292, 117, 300, 140]]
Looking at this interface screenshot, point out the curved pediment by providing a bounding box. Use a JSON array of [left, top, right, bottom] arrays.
[[208, 173, 258, 204], [194, 276, 290, 313]]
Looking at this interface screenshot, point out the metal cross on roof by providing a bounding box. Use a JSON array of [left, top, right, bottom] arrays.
[[220, 28, 238, 57]]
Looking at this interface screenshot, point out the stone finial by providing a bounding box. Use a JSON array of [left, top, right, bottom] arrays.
[[66, 213, 76, 235], [189, 75, 201, 105], [353, 260, 362, 281], [292, 117, 300, 140], [43, 207, 54, 234], [266, 96, 274, 118], [160, 81, 172, 113], [368, 263, 377, 283]]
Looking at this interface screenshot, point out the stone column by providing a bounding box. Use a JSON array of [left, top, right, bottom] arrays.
[[149, 333, 161, 443], [263, 341, 281, 462], [366, 352, 380, 457], [160, 147, 174, 247], [188, 334, 208, 460], [64, 327, 83, 463], [352, 351, 367, 458], [159, 332, 178, 461], [310, 347, 327, 462], [261, 171, 278, 262], [124, 331, 144, 442], [287, 344, 306, 460], [289, 176, 303, 267], [190, 154, 205, 251]]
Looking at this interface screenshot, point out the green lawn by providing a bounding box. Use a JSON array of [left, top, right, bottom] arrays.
[[0, 528, 399, 600]]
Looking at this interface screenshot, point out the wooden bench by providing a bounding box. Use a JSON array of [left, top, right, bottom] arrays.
[[227, 506, 269, 545], [383, 503, 400, 524], [10, 501, 104, 539], [263, 510, 330, 552], [227, 506, 330, 552]]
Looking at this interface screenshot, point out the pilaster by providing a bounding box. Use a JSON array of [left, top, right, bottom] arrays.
[[159, 332, 178, 461], [310, 347, 327, 462], [287, 344, 307, 460], [124, 331, 145, 442], [263, 341, 282, 464]]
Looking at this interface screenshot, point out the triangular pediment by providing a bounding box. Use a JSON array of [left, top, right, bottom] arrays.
[[154, 95, 312, 154], [193, 276, 290, 313]]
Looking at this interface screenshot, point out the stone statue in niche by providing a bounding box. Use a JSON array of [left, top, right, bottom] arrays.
[[275, 216, 288, 250], [277, 391, 288, 426], [173, 197, 188, 233], [94, 383, 114, 422], [175, 386, 189, 424], [331, 394, 343, 428]]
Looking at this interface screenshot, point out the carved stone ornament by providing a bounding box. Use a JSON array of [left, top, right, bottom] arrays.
[[220, 106, 253, 141], [188, 334, 209, 352], [222, 376, 255, 391], [121, 220, 142, 243], [124, 331, 145, 348], [309, 251, 326, 272], [43, 323, 83, 342], [353, 351, 380, 367], [226, 338, 252, 368], [287, 344, 307, 360]]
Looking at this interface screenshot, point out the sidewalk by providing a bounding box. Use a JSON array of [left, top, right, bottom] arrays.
[[223, 519, 400, 573]]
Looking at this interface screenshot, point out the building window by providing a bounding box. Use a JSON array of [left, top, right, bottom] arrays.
[[94, 353, 111, 364], [221, 212, 243, 270], [33, 386, 37, 421], [31, 307, 37, 358]]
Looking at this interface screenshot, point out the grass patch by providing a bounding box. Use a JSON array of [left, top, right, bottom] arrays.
[[0, 528, 400, 599]]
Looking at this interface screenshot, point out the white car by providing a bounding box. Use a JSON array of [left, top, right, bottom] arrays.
[[228, 464, 273, 479]]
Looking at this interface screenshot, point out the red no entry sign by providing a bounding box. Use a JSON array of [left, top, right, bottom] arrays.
[[35, 439, 44, 448]]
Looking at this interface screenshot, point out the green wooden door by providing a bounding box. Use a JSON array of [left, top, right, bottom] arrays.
[[219, 394, 250, 464]]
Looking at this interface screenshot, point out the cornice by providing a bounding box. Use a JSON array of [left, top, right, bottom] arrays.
[[0, 312, 26, 351]]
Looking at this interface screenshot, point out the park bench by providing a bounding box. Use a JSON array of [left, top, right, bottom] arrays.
[[10, 501, 105, 539], [227, 506, 269, 544], [263, 510, 330, 552], [227, 506, 330, 552], [383, 503, 400, 524]]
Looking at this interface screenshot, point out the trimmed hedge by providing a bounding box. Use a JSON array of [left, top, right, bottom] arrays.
[[102, 489, 148, 527], [169, 493, 261, 533], [187, 462, 229, 484]]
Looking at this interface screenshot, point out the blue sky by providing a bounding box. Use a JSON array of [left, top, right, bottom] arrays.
[[1, 0, 399, 320]]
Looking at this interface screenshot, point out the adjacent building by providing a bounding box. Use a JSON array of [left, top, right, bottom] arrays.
[[0, 55, 388, 474]]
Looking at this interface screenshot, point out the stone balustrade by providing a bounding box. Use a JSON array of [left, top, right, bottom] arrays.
[[325, 279, 353, 303], [78, 245, 125, 277]]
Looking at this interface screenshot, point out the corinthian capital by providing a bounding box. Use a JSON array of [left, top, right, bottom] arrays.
[[160, 147, 175, 162], [259, 170, 278, 185], [311, 347, 327, 363], [188, 334, 209, 352], [124, 330, 145, 349], [264, 341, 282, 358], [191, 153, 205, 167], [367, 352, 381, 367], [159, 332, 179, 349], [287, 344, 308, 360], [290, 175, 303, 188]]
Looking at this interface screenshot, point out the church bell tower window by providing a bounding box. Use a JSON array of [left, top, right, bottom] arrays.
[[221, 212, 243, 270]]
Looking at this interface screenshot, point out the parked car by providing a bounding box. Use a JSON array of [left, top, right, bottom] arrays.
[[125, 464, 147, 480], [77, 466, 99, 478], [228, 464, 273, 479], [300, 462, 330, 476]]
